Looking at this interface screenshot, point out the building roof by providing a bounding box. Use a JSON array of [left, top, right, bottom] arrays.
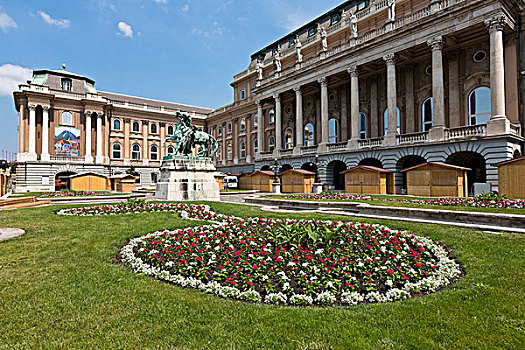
[[341, 165, 393, 174], [250, 170, 276, 177], [68, 172, 109, 179], [492, 156, 525, 167], [280, 169, 316, 176], [401, 162, 471, 173], [32, 69, 96, 85], [99, 91, 213, 115], [110, 174, 136, 179], [213, 172, 227, 177]]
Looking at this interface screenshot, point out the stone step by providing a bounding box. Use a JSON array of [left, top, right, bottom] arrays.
[[0, 196, 36, 208], [1, 200, 51, 210]]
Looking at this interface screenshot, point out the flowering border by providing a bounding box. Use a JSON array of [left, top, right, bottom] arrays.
[[59, 203, 461, 307]]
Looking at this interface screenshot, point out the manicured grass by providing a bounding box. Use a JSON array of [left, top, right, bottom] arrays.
[[264, 194, 525, 215], [0, 203, 524, 349]]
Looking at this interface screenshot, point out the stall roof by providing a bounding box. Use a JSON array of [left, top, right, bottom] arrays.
[[492, 156, 525, 167], [68, 172, 108, 179], [110, 174, 136, 179], [250, 171, 276, 177], [401, 162, 471, 173], [341, 165, 393, 174], [280, 169, 316, 176]]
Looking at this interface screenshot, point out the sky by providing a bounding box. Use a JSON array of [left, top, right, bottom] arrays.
[[0, 0, 343, 157]]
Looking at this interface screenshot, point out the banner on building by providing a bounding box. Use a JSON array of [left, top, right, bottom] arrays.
[[54, 127, 81, 157]]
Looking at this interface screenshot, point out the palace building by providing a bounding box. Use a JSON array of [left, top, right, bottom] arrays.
[[13, 69, 211, 192], [13, 0, 525, 194], [206, 0, 525, 194]]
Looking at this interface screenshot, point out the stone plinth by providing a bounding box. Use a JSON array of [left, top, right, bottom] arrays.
[[155, 157, 220, 202]]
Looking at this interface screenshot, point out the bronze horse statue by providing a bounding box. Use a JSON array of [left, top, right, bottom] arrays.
[[163, 112, 218, 158]]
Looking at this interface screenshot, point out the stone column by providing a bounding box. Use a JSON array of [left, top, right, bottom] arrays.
[[41, 106, 50, 161], [159, 122, 166, 161], [427, 36, 446, 141], [142, 120, 149, 165], [123, 118, 130, 165], [485, 15, 508, 134], [96, 113, 104, 164], [448, 53, 461, 127], [319, 77, 329, 150], [256, 100, 264, 158], [27, 104, 37, 160], [294, 86, 303, 154], [340, 86, 348, 143], [84, 112, 94, 163], [233, 118, 239, 164], [370, 78, 378, 138], [18, 103, 25, 155], [383, 54, 398, 145], [348, 66, 360, 148], [405, 66, 415, 133], [274, 94, 282, 155], [246, 115, 252, 163]]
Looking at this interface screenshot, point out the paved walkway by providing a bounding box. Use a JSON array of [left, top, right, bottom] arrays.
[[0, 228, 25, 242]]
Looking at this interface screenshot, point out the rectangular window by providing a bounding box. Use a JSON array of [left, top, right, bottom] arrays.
[[240, 90, 246, 100]]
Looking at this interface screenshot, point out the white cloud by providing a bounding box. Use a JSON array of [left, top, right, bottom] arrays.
[[0, 64, 32, 96], [181, 5, 190, 13], [38, 11, 70, 28], [117, 21, 133, 38], [0, 10, 17, 32], [155, 0, 168, 3]]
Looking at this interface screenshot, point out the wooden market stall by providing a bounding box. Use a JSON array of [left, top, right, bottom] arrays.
[[69, 172, 110, 192], [341, 166, 395, 195], [110, 174, 136, 193], [494, 156, 525, 199], [249, 171, 278, 192], [238, 173, 253, 190], [0, 172, 7, 196], [214, 172, 227, 191], [402, 162, 470, 197], [280, 169, 316, 193]]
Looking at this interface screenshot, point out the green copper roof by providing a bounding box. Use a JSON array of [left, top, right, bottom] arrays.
[[31, 73, 48, 85]]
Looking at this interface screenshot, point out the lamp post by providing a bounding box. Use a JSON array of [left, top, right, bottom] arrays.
[[312, 155, 325, 194], [270, 158, 281, 194]]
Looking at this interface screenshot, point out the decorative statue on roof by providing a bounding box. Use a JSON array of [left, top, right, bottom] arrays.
[[319, 25, 328, 51], [256, 58, 264, 81], [162, 112, 218, 158], [295, 35, 303, 63], [350, 10, 358, 38], [274, 47, 282, 73], [387, 0, 396, 22]]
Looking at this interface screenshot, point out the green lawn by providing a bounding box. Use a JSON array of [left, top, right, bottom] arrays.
[[263, 194, 525, 215], [0, 203, 524, 349]]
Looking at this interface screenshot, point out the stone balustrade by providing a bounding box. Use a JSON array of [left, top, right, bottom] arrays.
[[398, 132, 428, 145], [358, 137, 384, 149], [446, 124, 487, 139]]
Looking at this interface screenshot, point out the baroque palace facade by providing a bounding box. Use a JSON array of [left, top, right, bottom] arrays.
[[13, 70, 210, 192], [207, 0, 525, 193], [13, 0, 525, 193]]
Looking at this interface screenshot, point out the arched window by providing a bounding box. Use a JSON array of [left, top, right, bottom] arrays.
[[112, 142, 122, 159], [383, 107, 401, 136], [61, 79, 72, 91], [61, 111, 73, 126], [150, 123, 158, 134], [227, 122, 232, 134], [113, 118, 121, 131], [131, 144, 141, 160], [218, 125, 223, 136], [240, 118, 246, 131], [167, 125, 174, 136], [304, 123, 315, 146], [268, 135, 275, 152], [421, 98, 433, 132], [218, 146, 222, 161], [268, 109, 275, 124], [253, 114, 258, 128], [167, 146, 175, 156], [284, 128, 294, 149], [359, 112, 367, 139], [469, 87, 491, 125], [132, 121, 140, 133], [253, 139, 258, 154], [240, 141, 246, 159], [328, 118, 338, 143], [227, 144, 232, 160], [150, 144, 159, 160]]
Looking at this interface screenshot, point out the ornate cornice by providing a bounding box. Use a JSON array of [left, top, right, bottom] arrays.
[[318, 77, 328, 86], [159, 122, 166, 127], [273, 93, 281, 102], [142, 120, 149, 125], [383, 53, 396, 65], [427, 36, 444, 51], [347, 66, 359, 77], [485, 14, 506, 33], [28, 104, 38, 111], [293, 86, 302, 95]]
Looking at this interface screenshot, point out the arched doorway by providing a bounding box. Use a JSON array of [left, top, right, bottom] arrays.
[[54, 171, 76, 191], [514, 150, 521, 159], [359, 158, 383, 168], [281, 164, 293, 172], [397, 155, 426, 194], [326, 160, 347, 190], [301, 162, 317, 173], [260, 165, 271, 171], [446, 151, 486, 195]]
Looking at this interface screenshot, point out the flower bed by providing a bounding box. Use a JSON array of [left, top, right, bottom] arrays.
[[58, 202, 186, 216], [59, 203, 461, 307], [287, 194, 525, 210]]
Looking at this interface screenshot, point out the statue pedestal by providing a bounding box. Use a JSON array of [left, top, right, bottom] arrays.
[[155, 157, 220, 202]]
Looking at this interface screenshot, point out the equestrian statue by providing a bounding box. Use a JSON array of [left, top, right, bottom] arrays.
[[162, 112, 218, 159]]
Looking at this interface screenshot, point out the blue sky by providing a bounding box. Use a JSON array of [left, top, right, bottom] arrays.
[[0, 0, 343, 157]]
